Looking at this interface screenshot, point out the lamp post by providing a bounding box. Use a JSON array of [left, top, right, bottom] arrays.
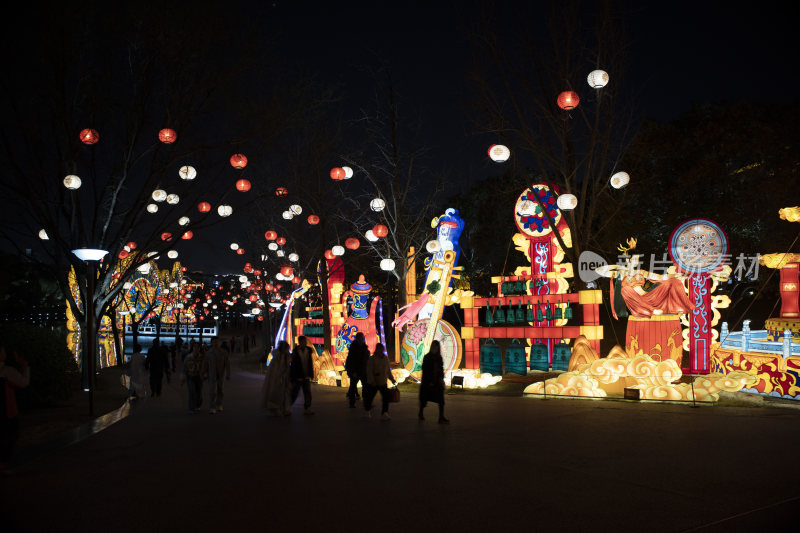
[[72, 248, 109, 416]]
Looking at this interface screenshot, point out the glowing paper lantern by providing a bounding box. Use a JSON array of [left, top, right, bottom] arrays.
[[118, 250, 129, 259], [587, 70, 609, 89], [373, 224, 388, 238], [289, 204, 302, 215], [342, 166, 353, 179], [127, 241, 137, 250], [557, 193, 578, 210], [166, 194, 180, 205], [63, 175, 82, 190], [276, 187, 288, 197], [79, 128, 99, 145], [146, 203, 158, 213], [307, 214, 320, 225], [557, 91, 580, 110], [345, 238, 360, 250], [380, 258, 395, 271], [330, 167, 346, 181], [370, 198, 386, 212], [230, 153, 248, 169], [288, 253, 299, 262], [332, 245, 345, 256], [167, 250, 178, 259], [292, 276, 301, 284], [610, 171, 630, 189], [38, 229, 49, 240], [179, 165, 197, 180], [158, 128, 177, 143], [276, 237, 286, 246], [152, 189, 167, 202], [365, 230, 379, 242], [217, 204, 233, 217], [161, 232, 173, 241], [426, 240, 441, 253], [182, 231, 194, 240], [230, 243, 239, 250], [179, 216, 190, 226], [268, 243, 279, 251], [488, 144, 511, 163], [237, 248, 245, 255], [198, 202, 211, 213], [235, 179, 251, 192], [325, 249, 335, 260], [280, 265, 294, 278], [276, 250, 285, 257], [282, 211, 293, 220], [264, 230, 277, 241]]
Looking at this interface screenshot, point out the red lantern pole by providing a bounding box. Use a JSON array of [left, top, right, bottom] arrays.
[[688, 273, 712, 374]]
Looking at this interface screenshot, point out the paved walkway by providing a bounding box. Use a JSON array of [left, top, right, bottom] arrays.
[[2, 368, 799, 532]]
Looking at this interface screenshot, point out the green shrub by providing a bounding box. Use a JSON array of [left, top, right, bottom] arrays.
[[0, 324, 79, 407]]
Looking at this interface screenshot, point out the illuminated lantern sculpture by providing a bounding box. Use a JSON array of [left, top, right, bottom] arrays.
[[332, 245, 345, 256], [236, 248, 245, 255], [158, 128, 177, 143], [230, 153, 248, 169], [197, 202, 211, 213], [610, 171, 630, 189], [146, 203, 158, 213], [307, 214, 320, 225], [280, 265, 294, 278], [488, 144, 511, 163], [276, 187, 288, 197], [556, 193, 578, 211], [373, 224, 389, 238], [63, 175, 82, 190], [79, 128, 99, 145], [557, 91, 580, 110], [235, 179, 251, 192], [330, 167, 346, 181], [182, 231, 193, 240], [217, 204, 233, 217], [160, 232, 173, 241], [264, 230, 277, 241], [587, 69, 609, 89], [325, 249, 335, 260], [342, 166, 354, 179], [369, 198, 385, 212], [276, 237, 286, 246], [380, 258, 395, 271], [345, 237, 360, 250], [179, 165, 197, 180]]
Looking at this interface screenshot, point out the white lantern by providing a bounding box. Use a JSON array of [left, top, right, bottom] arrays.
[[166, 193, 180, 205], [123, 282, 132, 290], [365, 230, 379, 242], [289, 204, 302, 215], [332, 245, 345, 256], [488, 144, 510, 163], [238, 275, 247, 282], [167, 250, 178, 259], [146, 203, 159, 213], [152, 189, 167, 202], [380, 258, 395, 271], [203, 303, 208, 307], [282, 210, 293, 220], [587, 69, 609, 89], [230, 243, 239, 250], [288, 253, 299, 262], [276, 250, 285, 257], [268, 242, 279, 251], [610, 171, 630, 189], [252, 308, 261, 315], [178, 216, 190, 226], [63, 175, 82, 190], [370, 198, 386, 212], [38, 229, 49, 240], [342, 166, 353, 179], [426, 240, 441, 253], [179, 165, 197, 180], [556, 193, 578, 211], [217, 204, 233, 217]]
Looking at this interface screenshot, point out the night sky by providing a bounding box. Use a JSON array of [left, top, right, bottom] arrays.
[[1, 1, 797, 274]]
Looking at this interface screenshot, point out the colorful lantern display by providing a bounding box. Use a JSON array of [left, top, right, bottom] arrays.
[[345, 237, 360, 250], [235, 179, 251, 192], [79, 128, 99, 145], [329, 167, 346, 180], [587, 70, 609, 89], [610, 171, 630, 189], [342, 166, 354, 179], [488, 144, 511, 163], [332, 245, 345, 256], [280, 266, 294, 278], [158, 128, 177, 143], [307, 214, 320, 225], [276, 237, 286, 246], [556, 194, 578, 210], [276, 187, 288, 197], [373, 224, 389, 238], [179, 165, 197, 180], [197, 202, 211, 213], [264, 230, 278, 241], [370, 198, 386, 212], [182, 231, 193, 240], [217, 204, 233, 217], [380, 258, 395, 271], [230, 153, 248, 169], [146, 203, 158, 213], [557, 91, 580, 110], [63, 175, 82, 190], [179, 216, 190, 226]]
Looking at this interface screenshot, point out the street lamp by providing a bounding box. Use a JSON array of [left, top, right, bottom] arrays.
[[72, 248, 109, 416]]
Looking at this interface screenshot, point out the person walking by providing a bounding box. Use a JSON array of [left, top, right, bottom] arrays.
[[0, 346, 29, 474], [261, 341, 291, 416], [182, 343, 205, 413], [419, 340, 449, 424], [146, 339, 170, 397], [364, 343, 397, 420], [289, 336, 315, 415], [204, 337, 231, 414], [345, 332, 370, 408], [128, 343, 148, 399]]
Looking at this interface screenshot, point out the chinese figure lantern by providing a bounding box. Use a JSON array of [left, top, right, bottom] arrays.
[[372, 224, 388, 237], [161, 232, 173, 241], [329, 167, 346, 180], [63, 175, 82, 190], [158, 128, 177, 144], [79, 128, 99, 145], [587, 70, 609, 89], [488, 144, 511, 163], [182, 231, 193, 240], [556, 193, 578, 210], [235, 179, 251, 192], [325, 249, 335, 260], [557, 91, 580, 110], [230, 153, 248, 169], [276, 237, 286, 246], [275, 187, 288, 197], [197, 202, 211, 213], [610, 171, 630, 189], [179, 165, 197, 180], [307, 214, 319, 225], [280, 265, 294, 278], [236, 248, 245, 255], [264, 230, 277, 241], [345, 237, 360, 250]]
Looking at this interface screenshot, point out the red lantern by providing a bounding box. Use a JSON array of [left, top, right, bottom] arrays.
[[280, 266, 294, 278], [235, 179, 251, 192], [292, 276, 301, 284], [230, 153, 248, 169], [244, 262, 253, 271], [557, 91, 580, 110], [307, 214, 320, 225], [79, 128, 99, 145], [276, 237, 286, 246], [253, 270, 262, 276], [182, 231, 193, 240], [372, 224, 389, 237], [265, 283, 274, 291], [198, 202, 211, 213], [236, 248, 245, 255], [275, 187, 288, 197], [158, 128, 177, 144], [325, 249, 335, 260], [345, 237, 360, 250], [249, 294, 258, 302], [329, 167, 346, 180], [264, 230, 277, 241], [181, 266, 187, 272], [160, 232, 172, 241], [118, 250, 129, 259], [126, 241, 137, 250], [258, 316, 264, 322]]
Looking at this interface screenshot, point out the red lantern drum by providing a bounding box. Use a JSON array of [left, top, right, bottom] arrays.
[[235, 179, 251, 192], [329, 167, 346, 181], [230, 153, 248, 169], [307, 214, 320, 225], [275, 187, 288, 197], [79, 128, 99, 145], [197, 202, 211, 213], [158, 128, 177, 144], [557, 91, 580, 110], [264, 230, 278, 241], [372, 224, 388, 238], [345, 237, 360, 250]]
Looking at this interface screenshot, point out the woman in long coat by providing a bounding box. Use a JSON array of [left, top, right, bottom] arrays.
[[261, 341, 292, 416], [419, 340, 449, 424]]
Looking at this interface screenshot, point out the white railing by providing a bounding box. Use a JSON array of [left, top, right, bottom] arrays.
[[124, 324, 218, 337], [720, 321, 799, 357]]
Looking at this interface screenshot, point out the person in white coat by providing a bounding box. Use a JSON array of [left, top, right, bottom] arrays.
[[364, 343, 396, 420], [128, 343, 148, 399]]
